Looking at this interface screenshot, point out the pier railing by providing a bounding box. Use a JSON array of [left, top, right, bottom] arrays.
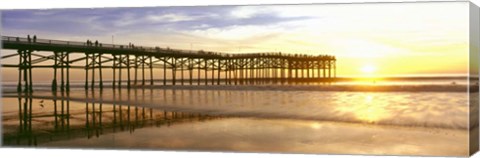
[[2, 36, 335, 59]]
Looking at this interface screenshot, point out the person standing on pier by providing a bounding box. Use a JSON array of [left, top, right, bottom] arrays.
[[95, 40, 98, 47], [33, 35, 37, 43], [27, 35, 31, 43]]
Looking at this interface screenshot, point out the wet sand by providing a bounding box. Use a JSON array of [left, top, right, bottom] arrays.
[[2, 96, 469, 156], [42, 117, 467, 156]]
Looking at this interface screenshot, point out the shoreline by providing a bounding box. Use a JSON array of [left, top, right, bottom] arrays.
[[1, 84, 475, 93]]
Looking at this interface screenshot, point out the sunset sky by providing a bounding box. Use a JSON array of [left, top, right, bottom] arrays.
[[1, 2, 469, 79]]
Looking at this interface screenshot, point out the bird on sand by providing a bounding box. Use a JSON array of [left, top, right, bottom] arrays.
[[39, 100, 44, 108]]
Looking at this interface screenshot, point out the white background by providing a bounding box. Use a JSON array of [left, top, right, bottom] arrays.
[[0, 0, 478, 158]]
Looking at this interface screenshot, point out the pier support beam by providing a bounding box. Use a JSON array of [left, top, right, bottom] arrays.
[[163, 57, 167, 86], [150, 56, 154, 86], [328, 60, 332, 78], [197, 59, 201, 85], [99, 53, 103, 90], [127, 55, 132, 89], [189, 58, 193, 85], [172, 58, 177, 85], [180, 58, 184, 86], [204, 59, 208, 85], [17, 49, 33, 93], [217, 59, 221, 85], [52, 51, 70, 92], [118, 55, 124, 89], [142, 55, 146, 86], [85, 53, 103, 90], [211, 59, 215, 85], [113, 55, 117, 89], [134, 55, 139, 86]]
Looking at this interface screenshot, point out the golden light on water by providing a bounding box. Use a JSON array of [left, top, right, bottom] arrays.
[[335, 94, 390, 123], [310, 123, 322, 129], [355, 106, 388, 123]]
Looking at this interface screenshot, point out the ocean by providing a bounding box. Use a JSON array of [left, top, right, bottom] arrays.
[[1, 77, 475, 156]]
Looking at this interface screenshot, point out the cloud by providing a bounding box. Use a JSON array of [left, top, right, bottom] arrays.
[[146, 14, 197, 22], [2, 6, 312, 37], [229, 6, 268, 19]]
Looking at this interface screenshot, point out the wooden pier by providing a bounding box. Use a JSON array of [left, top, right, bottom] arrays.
[[1, 36, 337, 92]]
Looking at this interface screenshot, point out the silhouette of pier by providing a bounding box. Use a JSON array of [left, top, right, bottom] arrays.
[[1, 36, 337, 92]]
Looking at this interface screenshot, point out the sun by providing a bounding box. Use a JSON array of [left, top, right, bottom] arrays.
[[361, 65, 377, 74]]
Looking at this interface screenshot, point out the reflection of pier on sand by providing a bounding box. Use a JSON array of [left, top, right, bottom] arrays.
[[2, 89, 222, 146]]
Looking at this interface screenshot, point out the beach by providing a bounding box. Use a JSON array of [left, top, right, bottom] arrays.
[[1, 79, 473, 156]]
